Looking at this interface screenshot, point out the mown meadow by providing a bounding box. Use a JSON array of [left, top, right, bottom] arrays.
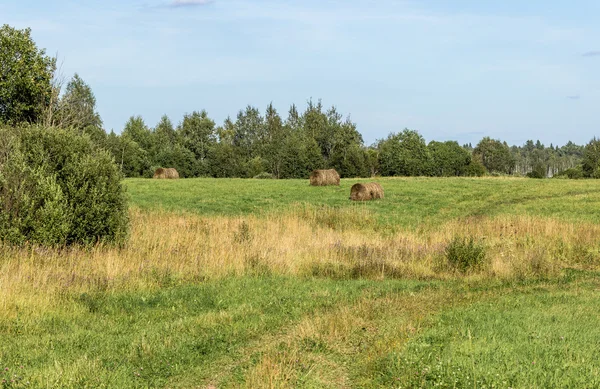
[[2, 177, 600, 388]]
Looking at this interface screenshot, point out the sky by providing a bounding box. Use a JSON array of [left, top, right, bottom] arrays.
[[3, 0, 599, 146]]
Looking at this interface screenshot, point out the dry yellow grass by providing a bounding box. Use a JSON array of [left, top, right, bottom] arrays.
[[2, 207, 600, 319]]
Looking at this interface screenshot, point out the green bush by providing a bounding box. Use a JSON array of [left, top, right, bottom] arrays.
[[465, 158, 486, 177], [445, 236, 486, 273], [554, 166, 584, 179], [0, 125, 129, 246]]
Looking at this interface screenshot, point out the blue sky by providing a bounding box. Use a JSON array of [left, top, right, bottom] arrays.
[[3, 0, 599, 146]]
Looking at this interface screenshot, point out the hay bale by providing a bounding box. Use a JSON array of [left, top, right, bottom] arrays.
[[309, 169, 340, 186], [153, 167, 179, 179], [165, 168, 179, 179], [349, 182, 384, 201], [153, 167, 167, 179]]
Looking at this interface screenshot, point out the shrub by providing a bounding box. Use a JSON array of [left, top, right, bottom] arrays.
[[554, 166, 584, 179], [465, 158, 486, 177], [0, 125, 129, 246], [445, 236, 486, 273], [246, 156, 266, 178]]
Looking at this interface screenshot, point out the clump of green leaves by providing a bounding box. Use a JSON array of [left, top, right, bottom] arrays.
[[554, 166, 584, 179], [445, 236, 487, 273], [582, 137, 600, 178], [0, 24, 56, 124], [0, 125, 129, 246]]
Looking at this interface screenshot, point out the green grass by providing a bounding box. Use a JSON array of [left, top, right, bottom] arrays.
[[125, 177, 600, 227], [4, 275, 600, 388], [377, 274, 600, 388], [5, 177, 600, 387], [0, 277, 430, 388]]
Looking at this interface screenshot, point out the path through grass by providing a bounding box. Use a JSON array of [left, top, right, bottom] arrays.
[[3, 273, 600, 388]]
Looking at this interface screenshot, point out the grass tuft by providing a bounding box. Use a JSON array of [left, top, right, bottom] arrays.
[[445, 236, 487, 274]]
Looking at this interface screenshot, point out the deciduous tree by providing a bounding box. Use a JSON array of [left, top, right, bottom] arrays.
[[0, 25, 56, 124], [378, 129, 431, 176], [473, 137, 514, 174]]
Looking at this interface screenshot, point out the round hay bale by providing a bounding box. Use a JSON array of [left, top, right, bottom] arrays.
[[153, 167, 179, 179], [165, 168, 180, 179], [309, 169, 340, 186], [349, 182, 384, 201], [153, 167, 167, 179]]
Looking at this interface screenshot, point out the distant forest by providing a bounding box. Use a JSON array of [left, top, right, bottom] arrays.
[[97, 103, 589, 180], [1, 24, 599, 180]]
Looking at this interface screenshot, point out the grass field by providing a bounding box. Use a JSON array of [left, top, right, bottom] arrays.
[[126, 177, 600, 226], [2, 177, 600, 388]]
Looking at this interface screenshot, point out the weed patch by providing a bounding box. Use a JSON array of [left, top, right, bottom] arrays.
[[445, 236, 487, 274]]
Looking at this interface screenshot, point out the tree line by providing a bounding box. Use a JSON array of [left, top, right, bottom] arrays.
[[1, 24, 599, 180], [55, 97, 600, 180]]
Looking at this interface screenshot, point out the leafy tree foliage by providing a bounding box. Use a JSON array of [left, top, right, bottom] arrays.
[[296, 100, 366, 177], [0, 125, 128, 246], [68, 103, 600, 181], [465, 157, 486, 177], [511, 140, 583, 178], [119, 117, 152, 177], [554, 166, 584, 179], [262, 103, 288, 178], [279, 131, 323, 179], [582, 138, 600, 178], [233, 106, 264, 160], [151, 114, 176, 163], [154, 115, 176, 146], [378, 129, 431, 176], [0, 25, 56, 124], [363, 148, 379, 177], [473, 137, 515, 174], [526, 162, 547, 179], [148, 115, 196, 178], [178, 110, 216, 175], [428, 141, 472, 176], [54, 74, 102, 130], [209, 142, 245, 178]]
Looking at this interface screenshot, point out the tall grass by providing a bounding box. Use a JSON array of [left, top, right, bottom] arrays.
[[2, 206, 599, 319]]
